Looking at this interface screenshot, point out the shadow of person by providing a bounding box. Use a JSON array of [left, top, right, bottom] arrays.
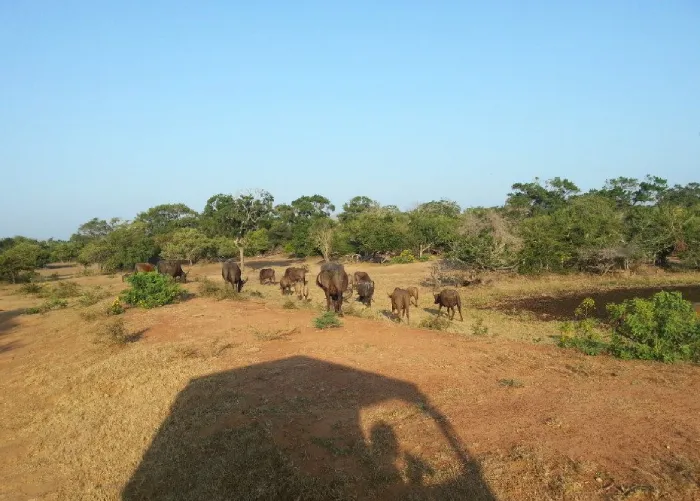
[[122, 356, 496, 501]]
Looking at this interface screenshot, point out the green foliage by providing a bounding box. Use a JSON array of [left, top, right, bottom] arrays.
[[107, 298, 125, 315], [135, 203, 199, 235], [120, 272, 183, 309], [390, 250, 416, 264], [160, 228, 212, 264], [0, 242, 42, 283], [558, 298, 608, 355], [77, 286, 111, 307], [18, 282, 43, 295], [606, 291, 700, 362], [242, 228, 271, 256], [313, 311, 342, 329]]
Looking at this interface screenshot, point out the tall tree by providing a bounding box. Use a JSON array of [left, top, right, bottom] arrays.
[[135, 203, 199, 235], [201, 190, 274, 269], [337, 196, 380, 223]]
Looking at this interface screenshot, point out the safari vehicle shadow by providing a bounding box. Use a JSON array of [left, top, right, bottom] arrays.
[[0, 309, 23, 336], [122, 356, 496, 501]]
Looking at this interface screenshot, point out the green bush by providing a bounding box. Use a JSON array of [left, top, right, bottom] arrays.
[[18, 282, 43, 295], [558, 298, 608, 356], [120, 272, 183, 309], [313, 311, 342, 329], [77, 286, 110, 307], [390, 250, 416, 264], [606, 291, 700, 363]]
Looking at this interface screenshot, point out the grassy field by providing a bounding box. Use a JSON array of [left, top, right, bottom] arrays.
[[1, 258, 699, 500]]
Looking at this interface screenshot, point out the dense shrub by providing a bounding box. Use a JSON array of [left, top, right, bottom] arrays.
[[120, 272, 183, 309], [390, 250, 416, 264], [606, 291, 700, 363], [313, 311, 342, 329]]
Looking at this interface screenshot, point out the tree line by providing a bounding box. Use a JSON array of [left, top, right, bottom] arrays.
[[1, 175, 699, 282]]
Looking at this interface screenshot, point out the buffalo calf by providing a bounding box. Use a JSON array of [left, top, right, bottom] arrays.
[[259, 268, 276, 285], [356, 280, 375, 307], [434, 289, 463, 321], [407, 286, 419, 306], [388, 287, 411, 324]]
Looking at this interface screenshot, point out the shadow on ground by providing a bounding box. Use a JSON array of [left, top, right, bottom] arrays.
[[0, 309, 23, 336], [122, 356, 496, 501]]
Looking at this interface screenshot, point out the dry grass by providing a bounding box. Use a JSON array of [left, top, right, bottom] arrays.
[[1, 259, 699, 500]]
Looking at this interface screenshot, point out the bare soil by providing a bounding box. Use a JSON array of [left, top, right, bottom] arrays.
[[1, 259, 699, 500]]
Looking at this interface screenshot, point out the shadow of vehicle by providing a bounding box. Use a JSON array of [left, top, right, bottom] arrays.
[[0, 309, 23, 336], [122, 356, 495, 501]]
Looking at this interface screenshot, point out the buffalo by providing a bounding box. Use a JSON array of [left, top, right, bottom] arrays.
[[388, 288, 411, 324], [407, 286, 419, 306], [221, 260, 248, 292], [259, 268, 276, 285], [346, 273, 355, 292], [433, 289, 463, 321], [354, 271, 372, 284], [157, 260, 188, 282], [279, 275, 294, 295], [356, 280, 375, 307], [316, 264, 348, 314], [283, 266, 306, 285], [295, 279, 309, 300], [134, 263, 156, 273]]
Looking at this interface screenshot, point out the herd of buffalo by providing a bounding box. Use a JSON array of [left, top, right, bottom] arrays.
[[124, 259, 464, 324]]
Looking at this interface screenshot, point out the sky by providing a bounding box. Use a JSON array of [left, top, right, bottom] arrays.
[[1, 1, 699, 240]]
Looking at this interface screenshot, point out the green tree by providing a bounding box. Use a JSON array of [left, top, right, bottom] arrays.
[[201, 190, 274, 269], [160, 228, 212, 264], [408, 209, 457, 258], [506, 177, 579, 217], [337, 196, 380, 223], [135, 203, 199, 235], [0, 242, 42, 283], [346, 208, 410, 258]]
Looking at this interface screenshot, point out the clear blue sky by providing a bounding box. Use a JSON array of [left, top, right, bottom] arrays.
[[1, 1, 698, 240]]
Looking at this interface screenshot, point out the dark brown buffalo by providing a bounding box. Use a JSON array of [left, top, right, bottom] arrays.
[[283, 267, 306, 284], [356, 280, 375, 307], [279, 275, 293, 295], [221, 260, 248, 292], [433, 289, 463, 321], [157, 260, 188, 282], [354, 271, 371, 284], [316, 265, 349, 314], [134, 263, 156, 273], [259, 268, 275, 285], [407, 286, 419, 306], [388, 288, 411, 324]]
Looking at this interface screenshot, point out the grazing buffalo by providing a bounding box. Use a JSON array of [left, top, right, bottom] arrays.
[[283, 267, 306, 285], [316, 264, 349, 314], [407, 286, 419, 306], [157, 260, 188, 282], [279, 275, 293, 295], [259, 268, 276, 285], [295, 279, 309, 300], [388, 288, 411, 324], [354, 271, 372, 284], [134, 263, 156, 273], [221, 260, 248, 292], [356, 280, 375, 307], [434, 289, 463, 321]]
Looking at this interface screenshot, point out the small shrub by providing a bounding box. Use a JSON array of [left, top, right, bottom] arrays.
[[419, 315, 451, 331], [77, 286, 110, 307], [43, 281, 81, 299], [313, 311, 342, 329], [80, 267, 96, 276], [96, 318, 140, 345], [606, 291, 700, 363], [23, 297, 69, 315], [390, 250, 416, 264], [418, 255, 431, 262], [558, 298, 607, 356], [471, 317, 489, 336], [107, 298, 125, 315], [498, 378, 524, 388], [282, 299, 297, 309], [197, 277, 247, 301], [18, 282, 43, 295], [120, 272, 183, 309], [248, 290, 264, 298]]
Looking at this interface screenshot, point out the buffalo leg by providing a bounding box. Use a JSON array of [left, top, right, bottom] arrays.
[[457, 304, 464, 321]]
